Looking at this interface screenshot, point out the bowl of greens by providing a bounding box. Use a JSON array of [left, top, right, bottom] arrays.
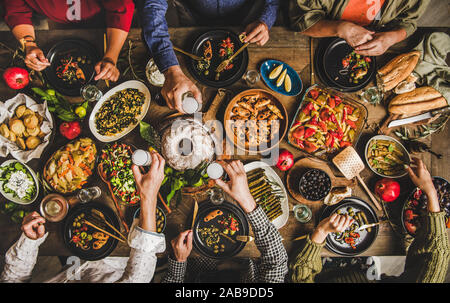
[[0, 160, 39, 205]]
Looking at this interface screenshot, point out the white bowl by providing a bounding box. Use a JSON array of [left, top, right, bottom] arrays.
[[365, 135, 411, 178], [244, 161, 289, 229], [88, 80, 151, 142], [0, 160, 39, 205]]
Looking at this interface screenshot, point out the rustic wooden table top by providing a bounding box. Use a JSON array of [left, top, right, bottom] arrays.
[[0, 27, 448, 258]]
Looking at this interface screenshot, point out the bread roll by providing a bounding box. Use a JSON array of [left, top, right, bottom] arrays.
[[378, 51, 420, 92], [16, 137, 26, 150], [9, 119, 25, 136], [0, 124, 10, 139], [388, 86, 448, 115]]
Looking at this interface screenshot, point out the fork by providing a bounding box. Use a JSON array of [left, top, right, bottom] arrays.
[[215, 42, 249, 73]]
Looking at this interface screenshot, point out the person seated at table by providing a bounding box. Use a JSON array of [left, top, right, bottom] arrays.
[[0, 152, 166, 283], [290, 157, 450, 283], [2, 0, 135, 82], [161, 160, 288, 283], [288, 0, 430, 56], [139, 0, 279, 113]]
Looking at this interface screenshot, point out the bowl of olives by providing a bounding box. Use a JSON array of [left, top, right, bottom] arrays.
[[298, 168, 332, 201]]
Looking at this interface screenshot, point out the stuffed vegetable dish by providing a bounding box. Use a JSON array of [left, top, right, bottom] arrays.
[[43, 138, 97, 194]]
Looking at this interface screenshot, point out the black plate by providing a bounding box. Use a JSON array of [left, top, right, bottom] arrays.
[[187, 29, 249, 88], [315, 38, 376, 92], [62, 202, 120, 261], [192, 201, 249, 259], [320, 197, 379, 256], [44, 39, 99, 96], [401, 177, 450, 236]]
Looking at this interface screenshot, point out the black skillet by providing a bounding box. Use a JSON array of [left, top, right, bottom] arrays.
[[315, 37, 376, 92], [192, 201, 249, 259], [320, 197, 379, 256], [187, 29, 249, 88], [62, 202, 120, 261], [44, 39, 99, 96]]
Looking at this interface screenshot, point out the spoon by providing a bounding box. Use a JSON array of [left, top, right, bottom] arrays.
[[173, 46, 203, 61]]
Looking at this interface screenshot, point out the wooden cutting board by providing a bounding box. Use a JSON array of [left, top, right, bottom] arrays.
[[286, 157, 356, 205]]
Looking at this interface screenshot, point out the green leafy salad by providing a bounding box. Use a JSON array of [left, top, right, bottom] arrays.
[[0, 162, 36, 201]]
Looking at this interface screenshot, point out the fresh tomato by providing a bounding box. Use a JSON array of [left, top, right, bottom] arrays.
[[334, 95, 343, 105], [328, 96, 336, 108], [340, 141, 351, 148], [320, 108, 329, 121], [345, 119, 357, 129], [325, 133, 334, 147], [309, 89, 319, 100], [405, 221, 417, 234], [292, 126, 305, 139], [296, 139, 305, 148], [404, 209, 418, 221], [304, 141, 318, 153], [318, 121, 327, 132], [304, 128, 316, 138]]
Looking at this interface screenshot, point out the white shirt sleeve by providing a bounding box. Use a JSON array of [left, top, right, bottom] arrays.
[[116, 222, 166, 283], [0, 233, 48, 283]]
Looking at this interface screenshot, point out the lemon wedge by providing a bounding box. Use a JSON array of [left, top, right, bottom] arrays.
[[276, 69, 287, 87], [284, 74, 292, 92], [269, 64, 283, 80]]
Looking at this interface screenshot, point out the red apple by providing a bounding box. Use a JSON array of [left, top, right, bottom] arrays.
[[3, 67, 29, 90]]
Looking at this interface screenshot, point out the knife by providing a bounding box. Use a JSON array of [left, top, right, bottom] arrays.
[[356, 221, 383, 231], [236, 235, 254, 242], [191, 200, 198, 230], [388, 107, 450, 128]]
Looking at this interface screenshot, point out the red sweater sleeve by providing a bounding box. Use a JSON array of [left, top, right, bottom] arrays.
[[101, 0, 135, 32], [2, 0, 34, 30]]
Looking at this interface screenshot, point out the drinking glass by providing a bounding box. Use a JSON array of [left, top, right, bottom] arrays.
[[293, 204, 312, 223], [208, 187, 225, 205], [80, 85, 102, 103], [244, 70, 260, 87]]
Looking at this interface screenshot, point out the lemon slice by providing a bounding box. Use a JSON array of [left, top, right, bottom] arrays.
[[269, 64, 283, 80], [284, 74, 292, 92], [276, 69, 287, 87]]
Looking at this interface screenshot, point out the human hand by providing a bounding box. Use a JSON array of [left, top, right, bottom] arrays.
[[94, 57, 120, 82], [24, 44, 50, 71], [162, 65, 202, 113], [354, 31, 399, 56], [171, 230, 193, 262], [242, 21, 270, 46], [337, 21, 374, 48], [131, 151, 166, 204], [406, 157, 437, 196], [311, 213, 354, 244], [21, 211, 46, 240], [214, 160, 256, 213]]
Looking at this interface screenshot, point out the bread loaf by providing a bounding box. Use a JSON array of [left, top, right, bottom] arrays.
[[378, 51, 420, 92], [388, 86, 448, 115]]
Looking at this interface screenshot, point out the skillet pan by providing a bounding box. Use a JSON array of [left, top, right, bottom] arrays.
[[315, 38, 376, 92], [320, 197, 379, 256], [187, 29, 249, 88], [192, 201, 249, 259]]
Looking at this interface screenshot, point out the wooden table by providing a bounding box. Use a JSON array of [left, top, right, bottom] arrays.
[[0, 27, 448, 258]]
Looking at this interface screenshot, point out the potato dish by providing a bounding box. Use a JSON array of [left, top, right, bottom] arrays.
[[0, 104, 46, 150], [44, 137, 97, 193]]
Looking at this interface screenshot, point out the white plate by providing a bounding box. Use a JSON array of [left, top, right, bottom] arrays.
[[244, 161, 289, 229], [0, 160, 39, 205], [88, 80, 151, 142]]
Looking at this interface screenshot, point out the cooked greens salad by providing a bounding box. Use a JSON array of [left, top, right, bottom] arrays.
[[0, 162, 37, 201]]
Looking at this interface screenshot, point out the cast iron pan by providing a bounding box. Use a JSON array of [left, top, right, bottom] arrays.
[[320, 197, 379, 256], [401, 177, 450, 236], [62, 202, 120, 261], [315, 38, 376, 92], [187, 29, 249, 88], [192, 201, 249, 259], [44, 39, 99, 96]]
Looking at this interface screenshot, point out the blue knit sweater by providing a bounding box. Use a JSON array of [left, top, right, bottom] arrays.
[[140, 0, 279, 73]]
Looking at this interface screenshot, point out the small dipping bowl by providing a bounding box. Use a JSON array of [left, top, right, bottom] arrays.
[[298, 168, 332, 201]]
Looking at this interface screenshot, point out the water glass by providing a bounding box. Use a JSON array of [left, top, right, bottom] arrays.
[[244, 70, 260, 87], [81, 85, 102, 103], [293, 204, 312, 223]]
